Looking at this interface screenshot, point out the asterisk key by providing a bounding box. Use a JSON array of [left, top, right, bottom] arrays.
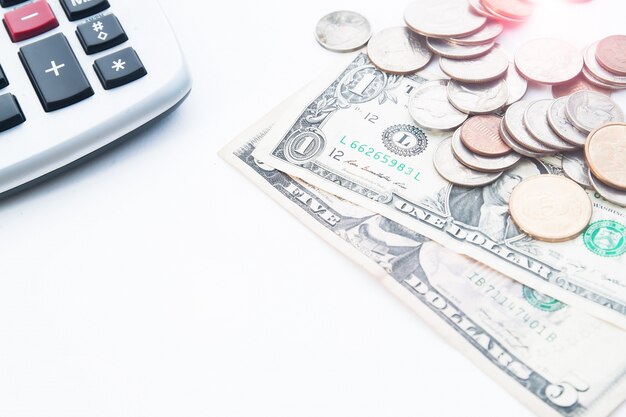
[[112, 59, 126, 72]]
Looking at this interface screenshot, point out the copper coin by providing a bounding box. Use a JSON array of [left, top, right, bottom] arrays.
[[509, 175, 592, 243], [515, 38, 583, 85], [585, 123, 626, 191], [596, 35, 626, 76], [481, 0, 534, 20], [460, 115, 511, 157], [552, 75, 612, 98]]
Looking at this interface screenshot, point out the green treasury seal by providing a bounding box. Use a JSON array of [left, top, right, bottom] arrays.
[[583, 220, 626, 257], [522, 286, 566, 313]]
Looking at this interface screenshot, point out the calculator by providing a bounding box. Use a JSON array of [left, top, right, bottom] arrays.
[[0, 0, 191, 196]]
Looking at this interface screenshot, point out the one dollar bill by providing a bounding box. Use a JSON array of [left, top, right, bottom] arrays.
[[252, 54, 626, 329], [220, 98, 626, 417]]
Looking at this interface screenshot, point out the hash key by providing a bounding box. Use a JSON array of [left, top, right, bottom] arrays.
[[94, 48, 147, 90], [77, 14, 128, 55]]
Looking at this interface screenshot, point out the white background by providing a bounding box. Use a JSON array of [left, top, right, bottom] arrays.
[[1, 0, 625, 416]]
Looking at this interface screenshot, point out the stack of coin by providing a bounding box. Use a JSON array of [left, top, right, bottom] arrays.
[[583, 36, 626, 90]]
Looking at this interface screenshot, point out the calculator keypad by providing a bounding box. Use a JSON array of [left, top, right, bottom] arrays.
[[19, 33, 94, 112], [77, 13, 127, 54], [4, 0, 59, 42], [59, 0, 109, 21], [0, 0, 146, 119]]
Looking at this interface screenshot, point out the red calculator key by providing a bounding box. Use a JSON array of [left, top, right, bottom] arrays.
[[4, 0, 58, 42]]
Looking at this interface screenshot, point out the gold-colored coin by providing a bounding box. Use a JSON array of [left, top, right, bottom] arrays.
[[509, 175, 592, 243], [585, 123, 626, 191]]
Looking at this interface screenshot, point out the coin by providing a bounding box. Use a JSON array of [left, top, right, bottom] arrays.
[[596, 35, 626, 76], [562, 151, 592, 188], [449, 21, 504, 45], [583, 42, 626, 88], [434, 138, 503, 186], [589, 170, 626, 207], [547, 97, 589, 147], [439, 48, 509, 83], [479, 0, 527, 22], [452, 126, 520, 172], [408, 80, 468, 130], [504, 64, 528, 106], [552, 75, 612, 98], [504, 101, 556, 154], [467, 0, 498, 18], [446, 78, 509, 114], [367, 27, 432, 74], [582, 67, 622, 91], [585, 123, 626, 191], [461, 115, 511, 156], [499, 119, 545, 158], [515, 38, 583, 85], [315, 11, 372, 52], [509, 175, 592, 242], [404, 0, 486, 38], [524, 100, 578, 152], [566, 91, 624, 133], [427, 38, 494, 59], [481, 0, 534, 20]]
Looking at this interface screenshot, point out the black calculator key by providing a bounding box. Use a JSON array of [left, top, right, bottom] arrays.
[[0, 94, 25, 132], [0, 0, 28, 7], [59, 0, 109, 21], [77, 14, 127, 55], [19, 33, 94, 112], [94, 47, 147, 90], [0, 65, 8, 90]]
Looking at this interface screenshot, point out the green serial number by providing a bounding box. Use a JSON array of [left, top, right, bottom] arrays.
[[328, 136, 421, 181]]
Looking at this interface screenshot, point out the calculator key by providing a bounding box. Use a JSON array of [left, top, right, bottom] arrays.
[[0, 0, 28, 7], [59, 0, 109, 21], [94, 47, 147, 90], [4, 0, 58, 42], [0, 94, 25, 132], [19, 33, 93, 112], [0, 65, 8, 89], [77, 14, 127, 55]]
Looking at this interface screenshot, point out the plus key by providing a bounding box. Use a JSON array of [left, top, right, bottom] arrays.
[[19, 33, 93, 112]]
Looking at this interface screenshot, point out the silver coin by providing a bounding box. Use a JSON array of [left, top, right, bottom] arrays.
[[408, 80, 468, 130], [446, 79, 509, 114], [565, 91, 624, 133], [315, 11, 372, 52], [589, 170, 626, 207], [404, 0, 486, 38], [504, 65, 528, 106], [367, 27, 432, 74], [434, 137, 503, 186], [583, 42, 626, 88], [504, 101, 556, 154], [451, 126, 521, 172], [466, 0, 498, 18], [450, 21, 503, 45], [524, 100, 579, 152], [515, 38, 583, 84], [427, 38, 494, 59], [582, 67, 622, 91], [562, 151, 592, 188], [547, 97, 588, 147], [499, 118, 544, 158], [439, 48, 509, 83]]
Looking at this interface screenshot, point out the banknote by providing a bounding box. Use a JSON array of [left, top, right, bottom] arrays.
[[252, 53, 626, 329], [220, 99, 626, 417]]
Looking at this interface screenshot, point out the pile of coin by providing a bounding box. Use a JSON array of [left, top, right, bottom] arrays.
[[583, 35, 626, 90]]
